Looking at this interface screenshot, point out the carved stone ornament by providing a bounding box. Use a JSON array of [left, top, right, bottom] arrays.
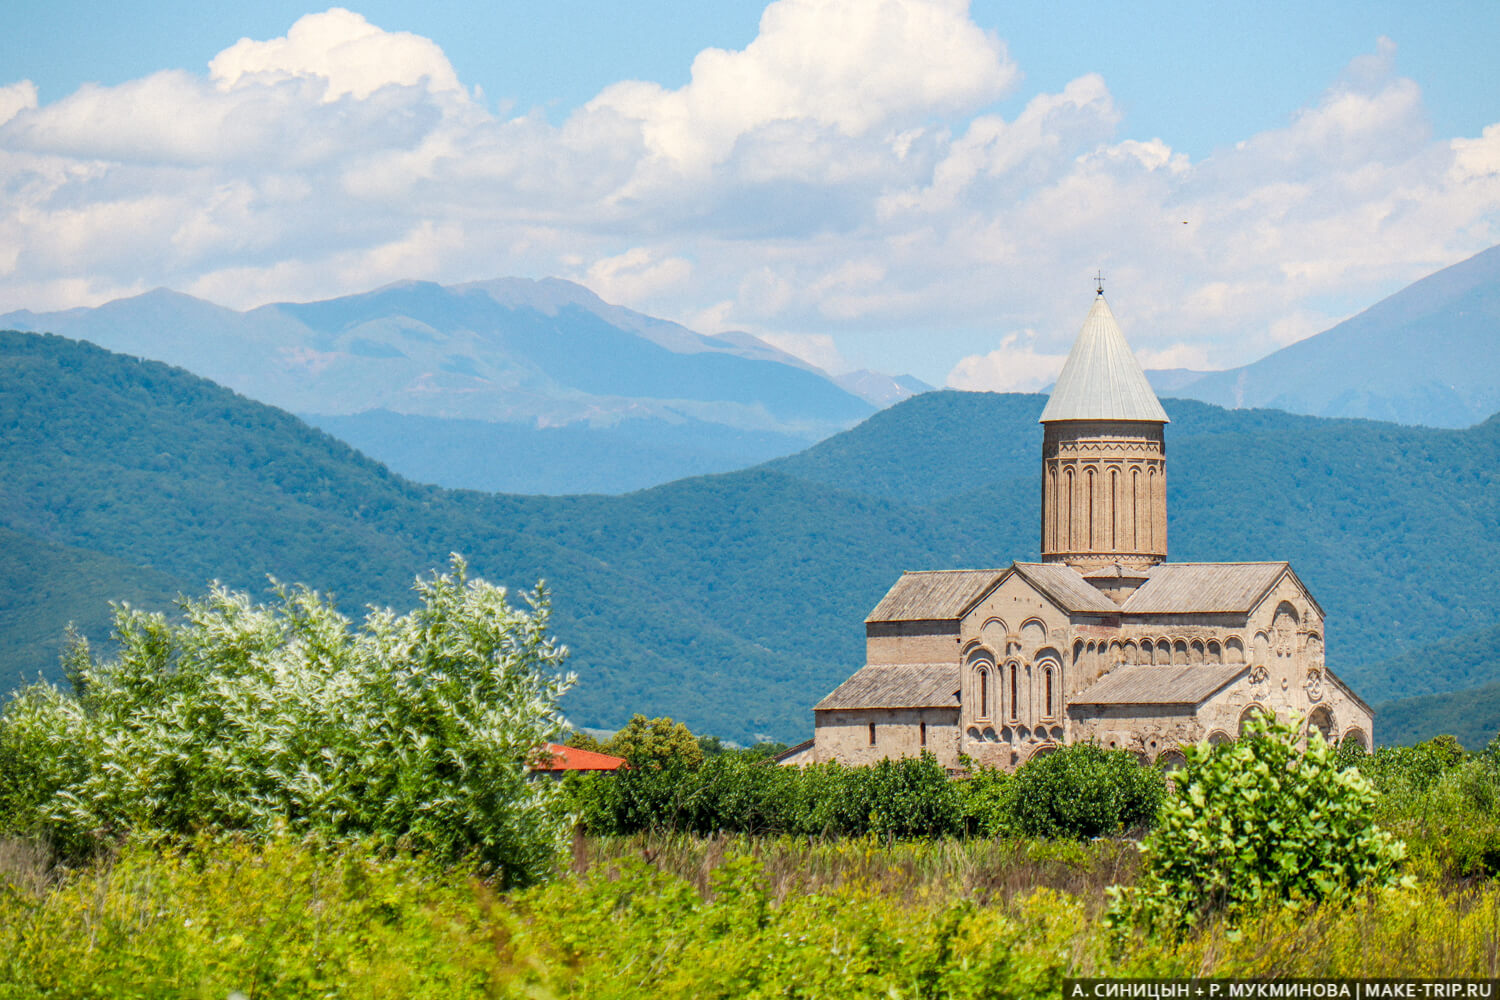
[[1249, 664, 1269, 685], [1305, 669, 1324, 702]]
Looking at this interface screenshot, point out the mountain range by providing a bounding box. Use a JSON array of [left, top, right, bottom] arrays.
[[0, 279, 928, 495], [3, 328, 1498, 745], [1153, 244, 1500, 428]]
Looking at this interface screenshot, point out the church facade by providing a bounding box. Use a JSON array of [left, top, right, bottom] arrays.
[[810, 290, 1373, 770]]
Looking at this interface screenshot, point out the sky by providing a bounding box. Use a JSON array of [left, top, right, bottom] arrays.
[[1, 1, 1498, 388]]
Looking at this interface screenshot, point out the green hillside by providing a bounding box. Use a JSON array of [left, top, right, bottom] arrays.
[[0, 527, 187, 685], [4, 330, 1499, 743], [1374, 679, 1500, 750]]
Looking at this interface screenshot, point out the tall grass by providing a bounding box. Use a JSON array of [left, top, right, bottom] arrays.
[[6, 834, 1500, 997]]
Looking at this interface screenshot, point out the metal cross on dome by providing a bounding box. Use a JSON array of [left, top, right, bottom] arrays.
[[1094, 270, 1105, 295]]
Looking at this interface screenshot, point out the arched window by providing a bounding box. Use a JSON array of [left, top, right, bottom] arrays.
[[1307, 706, 1335, 743], [1086, 467, 1097, 549], [1063, 467, 1075, 550], [1238, 704, 1269, 737], [868, 722, 877, 746], [1108, 467, 1119, 550], [978, 668, 990, 720], [1044, 667, 1054, 718], [1009, 663, 1019, 720]]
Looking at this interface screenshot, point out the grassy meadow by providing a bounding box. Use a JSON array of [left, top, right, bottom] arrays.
[[5, 738, 1500, 999]]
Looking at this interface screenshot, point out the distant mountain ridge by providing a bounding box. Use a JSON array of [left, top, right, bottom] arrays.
[[1152, 244, 1500, 428], [4, 328, 1500, 744], [0, 278, 927, 494]]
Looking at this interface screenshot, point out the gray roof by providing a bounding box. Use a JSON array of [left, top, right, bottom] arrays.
[[1012, 563, 1122, 613], [866, 560, 1314, 623], [1039, 293, 1170, 424], [866, 569, 1000, 622], [1122, 562, 1293, 615], [1070, 664, 1247, 705], [815, 664, 961, 710]]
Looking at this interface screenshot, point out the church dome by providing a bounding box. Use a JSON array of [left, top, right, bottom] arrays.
[[1038, 292, 1169, 424]]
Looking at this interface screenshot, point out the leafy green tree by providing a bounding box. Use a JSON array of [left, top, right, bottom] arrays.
[[742, 740, 789, 761], [696, 733, 730, 757], [564, 730, 606, 754], [0, 557, 573, 886], [1110, 712, 1407, 931], [604, 714, 703, 768], [1010, 743, 1164, 839]]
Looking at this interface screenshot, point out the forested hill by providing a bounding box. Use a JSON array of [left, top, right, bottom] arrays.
[[4, 329, 1499, 743]]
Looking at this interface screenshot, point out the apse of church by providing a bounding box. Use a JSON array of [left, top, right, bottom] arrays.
[[807, 285, 1375, 770]]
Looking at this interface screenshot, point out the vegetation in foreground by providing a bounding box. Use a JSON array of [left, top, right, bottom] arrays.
[[6, 704, 1495, 996], [0, 560, 573, 885], [3, 828, 1500, 999]]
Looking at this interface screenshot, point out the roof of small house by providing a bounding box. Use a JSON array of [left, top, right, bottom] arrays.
[[531, 743, 626, 771], [1069, 664, 1247, 705], [815, 663, 961, 711], [1039, 293, 1170, 424]]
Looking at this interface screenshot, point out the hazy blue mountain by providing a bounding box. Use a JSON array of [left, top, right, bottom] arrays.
[[834, 370, 934, 407], [5, 329, 1500, 744], [0, 277, 885, 493], [1160, 244, 1500, 427], [304, 409, 813, 495]]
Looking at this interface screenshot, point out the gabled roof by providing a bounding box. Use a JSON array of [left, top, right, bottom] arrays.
[[1039, 293, 1170, 424], [866, 560, 1321, 623], [865, 569, 1001, 623], [531, 743, 626, 771], [1070, 664, 1247, 706], [1122, 562, 1298, 615], [1011, 563, 1122, 614], [815, 664, 961, 711]]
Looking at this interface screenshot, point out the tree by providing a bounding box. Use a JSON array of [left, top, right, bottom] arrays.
[[1109, 711, 1407, 931], [565, 730, 606, 753], [0, 557, 574, 886], [604, 714, 703, 768]]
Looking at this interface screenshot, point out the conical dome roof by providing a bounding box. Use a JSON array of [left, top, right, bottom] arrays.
[[1038, 293, 1169, 423]]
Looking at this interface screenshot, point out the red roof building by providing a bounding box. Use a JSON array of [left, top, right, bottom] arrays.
[[531, 742, 626, 773]]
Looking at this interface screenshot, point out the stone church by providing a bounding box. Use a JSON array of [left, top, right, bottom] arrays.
[[808, 288, 1373, 769]]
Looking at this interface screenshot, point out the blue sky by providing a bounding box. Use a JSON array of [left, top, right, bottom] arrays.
[[2, 1, 1498, 386]]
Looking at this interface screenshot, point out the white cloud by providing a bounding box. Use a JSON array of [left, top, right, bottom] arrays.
[[946, 332, 1066, 391], [209, 8, 464, 101], [583, 248, 693, 305], [588, 0, 1017, 175], [754, 332, 847, 373], [0, 81, 37, 127], [0, 7, 1496, 384]]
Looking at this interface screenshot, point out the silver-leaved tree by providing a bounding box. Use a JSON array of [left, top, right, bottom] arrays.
[[0, 556, 574, 886]]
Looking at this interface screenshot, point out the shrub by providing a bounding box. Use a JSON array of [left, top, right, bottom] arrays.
[[1110, 712, 1407, 931], [1361, 734, 1468, 793], [1010, 743, 1165, 839], [957, 761, 1019, 836], [604, 714, 703, 769], [0, 557, 573, 885]]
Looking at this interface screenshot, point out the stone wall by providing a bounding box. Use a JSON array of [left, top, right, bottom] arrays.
[[813, 707, 961, 767]]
